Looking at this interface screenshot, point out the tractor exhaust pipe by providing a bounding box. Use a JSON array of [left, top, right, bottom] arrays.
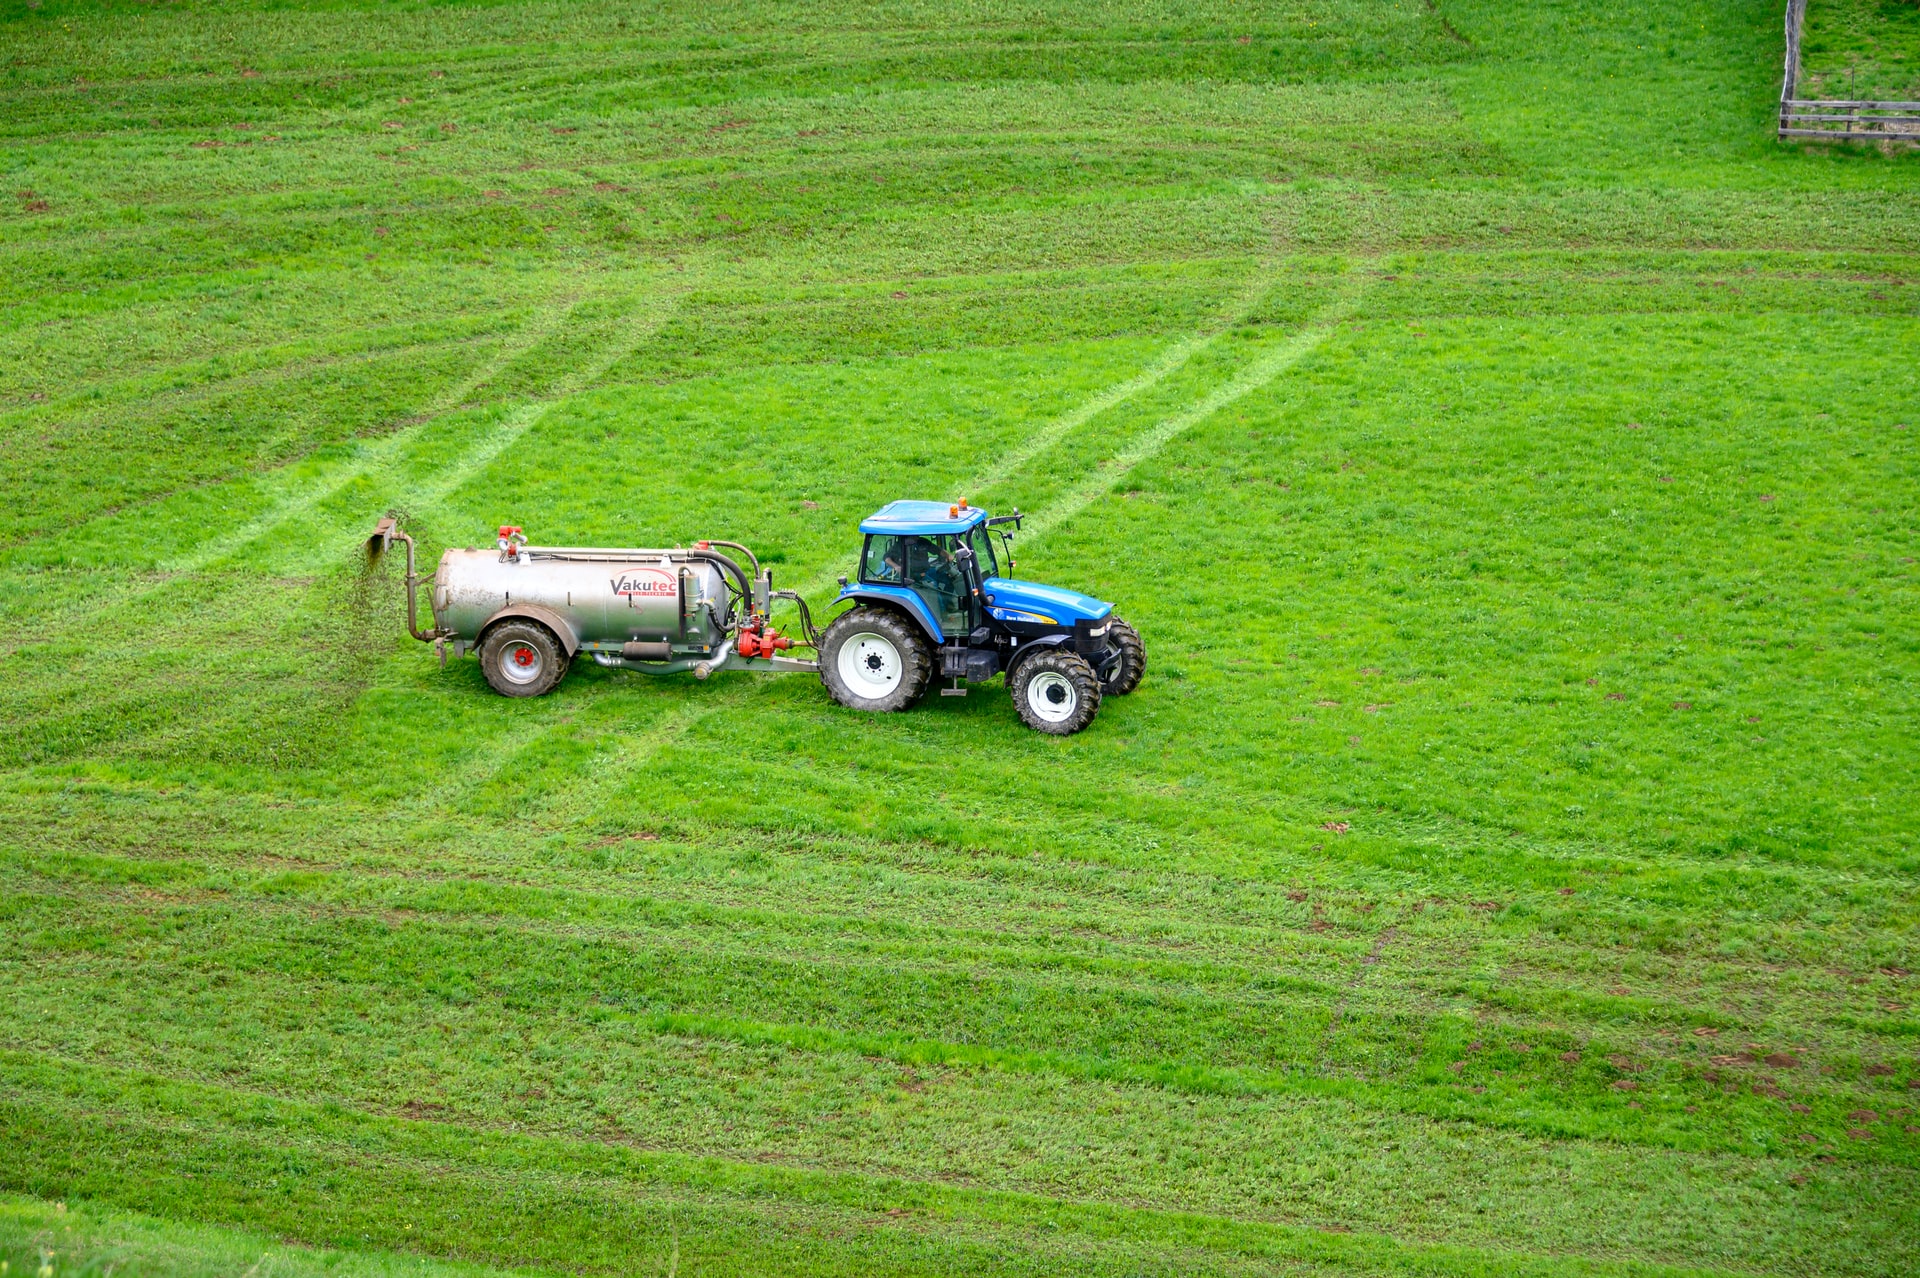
[[366, 515, 438, 644]]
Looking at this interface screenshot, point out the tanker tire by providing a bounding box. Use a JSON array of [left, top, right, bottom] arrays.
[[819, 607, 931, 713], [1010, 648, 1101, 735], [479, 619, 568, 697], [1100, 616, 1146, 696]]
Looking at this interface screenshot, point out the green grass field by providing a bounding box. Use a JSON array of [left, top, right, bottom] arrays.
[[1802, 0, 1920, 100], [1, 0, 1917, 1274]]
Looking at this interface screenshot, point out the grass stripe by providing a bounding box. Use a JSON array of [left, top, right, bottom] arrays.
[[0, 1054, 1747, 1278], [162, 296, 584, 575]]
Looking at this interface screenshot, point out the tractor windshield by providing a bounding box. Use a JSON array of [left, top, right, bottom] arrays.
[[966, 526, 998, 578]]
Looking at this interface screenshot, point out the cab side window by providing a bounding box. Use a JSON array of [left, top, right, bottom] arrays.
[[862, 535, 904, 583], [862, 534, 971, 632], [864, 535, 962, 594]]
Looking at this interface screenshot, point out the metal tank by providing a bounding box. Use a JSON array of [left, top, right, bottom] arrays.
[[367, 518, 820, 694], [433, 544, 735, 667]]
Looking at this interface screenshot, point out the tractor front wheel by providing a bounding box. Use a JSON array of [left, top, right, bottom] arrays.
[[1010, 649, 1101, 735], [819, 607, 932, 713], [1101, 616, 1145, 696]]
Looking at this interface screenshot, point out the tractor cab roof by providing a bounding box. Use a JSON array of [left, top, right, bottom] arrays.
[[859, 500, 988, 536]]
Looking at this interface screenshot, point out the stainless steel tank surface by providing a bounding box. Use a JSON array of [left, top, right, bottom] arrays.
[[433, 547, 733, 654]]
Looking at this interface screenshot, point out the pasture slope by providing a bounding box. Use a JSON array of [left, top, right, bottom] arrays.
[[1, 0, 1917, 1274]]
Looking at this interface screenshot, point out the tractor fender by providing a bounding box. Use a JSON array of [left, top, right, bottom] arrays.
[[1006, 633, 1074, 676], [833, 586, 944, 644], [479, 603, 582, 656]]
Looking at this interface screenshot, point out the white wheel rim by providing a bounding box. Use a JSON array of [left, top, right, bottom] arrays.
[[838, 631, 903, 698], [1027, 670, 1077, 723], [500, 640, 545, 686]]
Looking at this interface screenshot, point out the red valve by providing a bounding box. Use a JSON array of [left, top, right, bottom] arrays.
[[498, 525, 522, 539]]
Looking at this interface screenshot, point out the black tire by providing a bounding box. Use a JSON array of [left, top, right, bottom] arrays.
[[1101, 616, 1145, 696], [1009, 648, 1101, 735], [478, 619, 568, 697], [819, 606, 932, 713]]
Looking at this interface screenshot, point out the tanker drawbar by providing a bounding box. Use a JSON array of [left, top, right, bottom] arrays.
[[368, 504, 1143, 734]]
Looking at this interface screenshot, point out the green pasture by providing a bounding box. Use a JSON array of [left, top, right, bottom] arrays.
[[1802, 0, 1920, 100], [1, 0, 1916, 1274]]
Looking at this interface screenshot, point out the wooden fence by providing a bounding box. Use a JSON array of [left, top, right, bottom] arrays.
[[1778, 0, 1920, 142]]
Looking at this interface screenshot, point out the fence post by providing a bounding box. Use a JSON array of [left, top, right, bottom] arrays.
[[1780, 0, 1807, 136]]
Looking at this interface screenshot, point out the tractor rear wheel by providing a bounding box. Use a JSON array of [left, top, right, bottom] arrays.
[[1009, 648, 1101, 735], [819, 607, 931, 713], [479, 619, 569, 697], [1101, 616, 1145, 696]]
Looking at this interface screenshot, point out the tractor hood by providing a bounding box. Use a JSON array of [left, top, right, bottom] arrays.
[[982, 577, 1112, 626]]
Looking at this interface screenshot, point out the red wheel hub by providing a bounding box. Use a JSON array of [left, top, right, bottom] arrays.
[[512, 646, 535, 666]]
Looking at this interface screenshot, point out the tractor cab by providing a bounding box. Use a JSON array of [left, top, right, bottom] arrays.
[[823, 500, 1144, 734], [852, 500, 994, 638]]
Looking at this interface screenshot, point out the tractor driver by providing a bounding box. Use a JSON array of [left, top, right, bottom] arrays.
[[879, 535, 964, 597]]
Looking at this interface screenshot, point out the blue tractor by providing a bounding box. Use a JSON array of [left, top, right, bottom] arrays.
[[820, 500, 1144, 734]]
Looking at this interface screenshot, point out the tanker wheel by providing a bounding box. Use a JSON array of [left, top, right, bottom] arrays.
[[1009, 648, 1101, 735], [819, 607, 931, 712], [479, 619, 569, 697], [1100, 616, 1146, 696]]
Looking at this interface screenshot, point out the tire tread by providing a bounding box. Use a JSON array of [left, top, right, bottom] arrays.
[[1102, 616, 1146, 696], [1010, 648, 1101, 734], [818, 607, 932, 712]]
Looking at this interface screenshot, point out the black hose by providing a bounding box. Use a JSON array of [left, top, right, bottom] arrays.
[[687, 549, 752, 614], [771, 589, 820, 647], [703, 539, 761, 581]]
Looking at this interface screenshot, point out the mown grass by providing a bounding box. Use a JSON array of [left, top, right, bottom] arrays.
[[1802, 0, 1920, 101], [0, 0, 1917, 1275]]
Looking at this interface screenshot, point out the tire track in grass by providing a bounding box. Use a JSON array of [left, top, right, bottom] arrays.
[[539, 265, 1354, 823], [790, 259, 1286, 601], [149, 282, 685, 590], [338, 282, 690, 547], [8, 293, 589, 666], [163, 294, 584, 575], [168, 278, 687, 576], [521, 685, 763, 826], [1017, 268, 1370, 549], [417, 667, 749, 815], [464, 267, 1291, 819], [1319, 923, 1403, 1055], [956, 261, 1286, 505], [0, 330, 497, 446]]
